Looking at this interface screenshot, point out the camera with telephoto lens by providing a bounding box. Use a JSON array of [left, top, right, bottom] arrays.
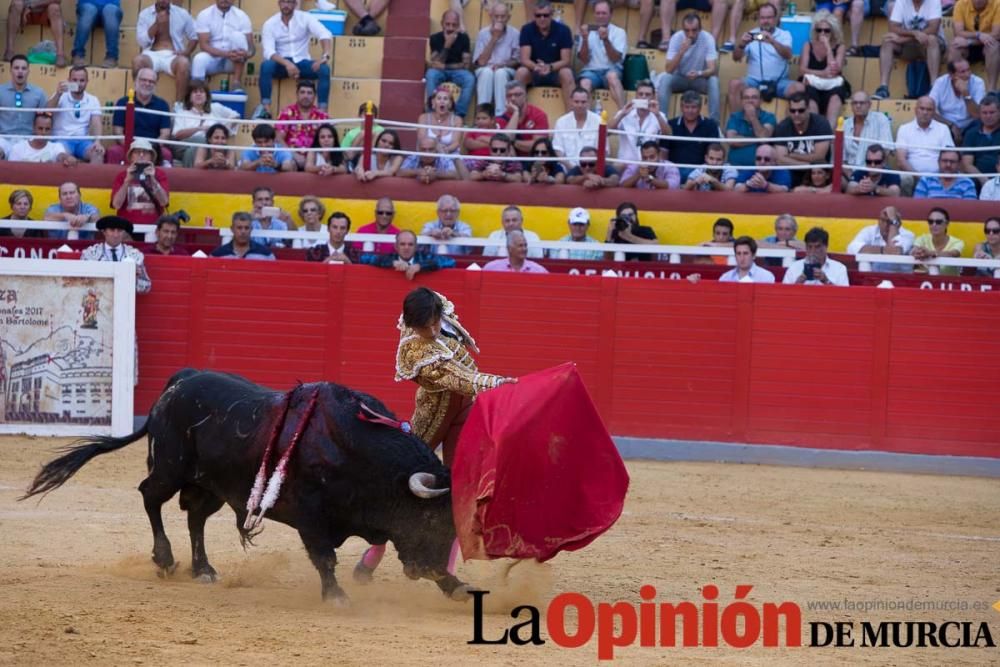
[[613, 217, 630, 232]]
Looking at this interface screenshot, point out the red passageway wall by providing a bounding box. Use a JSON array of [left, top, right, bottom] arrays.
[[135, 257, 1000, 459]]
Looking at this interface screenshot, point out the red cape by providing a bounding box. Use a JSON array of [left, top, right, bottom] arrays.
[[451, 363, 629, 561]]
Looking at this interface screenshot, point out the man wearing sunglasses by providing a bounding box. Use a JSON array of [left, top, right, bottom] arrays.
[[846, 144, 901, 196], [46, 66, 105, 164], [734, 143, 790, 192], [355, 197, 401, 254], [0, 54, 45, 140], [565, 145, 621, 188], [467, 133, 526, 182], [773, 91, 833, 187], [846, 205, 915, 272], [516, 0, 576, 111]]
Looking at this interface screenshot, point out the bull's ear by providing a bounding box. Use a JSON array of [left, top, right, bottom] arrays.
[[409, 472, 449, 499]]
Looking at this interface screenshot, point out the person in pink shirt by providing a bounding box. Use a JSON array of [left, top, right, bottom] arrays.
[[482, 230, 549, 273], [353, 197, 401, 255], [277, 80, 329, 169]]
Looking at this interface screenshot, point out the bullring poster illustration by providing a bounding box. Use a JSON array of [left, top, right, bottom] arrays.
[[0, 259, 135, 437]]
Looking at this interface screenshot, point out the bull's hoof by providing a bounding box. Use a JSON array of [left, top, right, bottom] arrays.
[[156, 562, 178, 579], [194, 572, 218, 584], [450, 584, 479, 602], [352, 560, 375, 585]]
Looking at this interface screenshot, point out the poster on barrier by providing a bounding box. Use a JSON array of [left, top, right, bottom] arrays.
[[0, 259, 135, 437]]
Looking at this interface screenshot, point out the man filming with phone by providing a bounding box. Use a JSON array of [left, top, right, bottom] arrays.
[[110, 138, 169, 226], [782, 226, 850, 285], [846, 205, 916, 273]]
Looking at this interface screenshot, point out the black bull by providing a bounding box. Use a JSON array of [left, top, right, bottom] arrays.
[[22, 369, 473, 603]]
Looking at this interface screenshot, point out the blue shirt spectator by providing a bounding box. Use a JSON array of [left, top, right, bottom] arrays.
[[726, 107, 777, 167], [913, 175, 979, 199]]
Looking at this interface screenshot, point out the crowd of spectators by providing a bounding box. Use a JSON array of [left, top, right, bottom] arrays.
[[1, 0, 999, 225]]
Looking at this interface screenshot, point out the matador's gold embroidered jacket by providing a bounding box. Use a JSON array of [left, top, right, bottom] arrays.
[[394, 292, 509, 442]]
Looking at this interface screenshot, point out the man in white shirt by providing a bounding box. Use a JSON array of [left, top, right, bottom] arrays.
[[981, 153, 1000, 200], [576, 0, 628, 109], [846, 206, 916, 273], [192, 0, 254, 87], [607, 79, 670, 165], [782, 227, 850, 286], [657, 13, 720, 122], [472, 2, 520, 116], [255, 0, 334, 120], [719, 236, 775, 283], [928, 58, 987, 141], [895, 96, 954, 194], [842, 91, 894, 169], [134, 0, 198, 103], [483, 205, 544, 258], [552, 87, 601, 167], [873, 0, 945, 100], [45, 66, 104, 164], [8, 113, 75, 165]]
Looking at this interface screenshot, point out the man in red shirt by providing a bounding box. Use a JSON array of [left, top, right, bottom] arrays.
[[496, 81, 549, 157], [353, 197, 400, 255], [276, 79, 329, 169]]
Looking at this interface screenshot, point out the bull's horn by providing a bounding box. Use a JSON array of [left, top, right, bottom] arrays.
[[409, 472, 449, 499]]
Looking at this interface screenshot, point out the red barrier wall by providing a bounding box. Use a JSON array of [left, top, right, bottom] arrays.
[[135, 257, 1000, 459]]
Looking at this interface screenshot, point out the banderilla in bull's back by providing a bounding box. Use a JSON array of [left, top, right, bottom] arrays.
[[21, 368, 475, 605]]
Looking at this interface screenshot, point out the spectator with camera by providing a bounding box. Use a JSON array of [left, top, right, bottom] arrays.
[[782, 227, 849, 286], [110, 138, 169, 226], [45, 66, 105, 165], [847, 144, 902, 196], [250, 186, 293, 248], [719, 236, 775, 283], [605, 201, 658, 261], [846, 205, 916, 272], [727, 2, 802, 118], [608, 79, 670, 165], [914, 149, 979, 199]]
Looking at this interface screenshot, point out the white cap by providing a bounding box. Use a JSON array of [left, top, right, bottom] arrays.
[[569, 207, 590, 224]]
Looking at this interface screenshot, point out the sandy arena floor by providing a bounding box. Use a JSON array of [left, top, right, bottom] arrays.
[[0, 435, 997, 666]]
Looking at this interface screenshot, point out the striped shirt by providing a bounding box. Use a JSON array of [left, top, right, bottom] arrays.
[[913, 176, 978, 200]]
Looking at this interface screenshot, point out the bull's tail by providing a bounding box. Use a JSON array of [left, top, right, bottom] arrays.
[[20, 423, 149, 500]]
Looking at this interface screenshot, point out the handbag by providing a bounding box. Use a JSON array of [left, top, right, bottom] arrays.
[[804, 74, 845, 91]]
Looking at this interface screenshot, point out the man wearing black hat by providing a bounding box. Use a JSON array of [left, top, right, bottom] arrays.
[[81, 215, 153, 293]]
